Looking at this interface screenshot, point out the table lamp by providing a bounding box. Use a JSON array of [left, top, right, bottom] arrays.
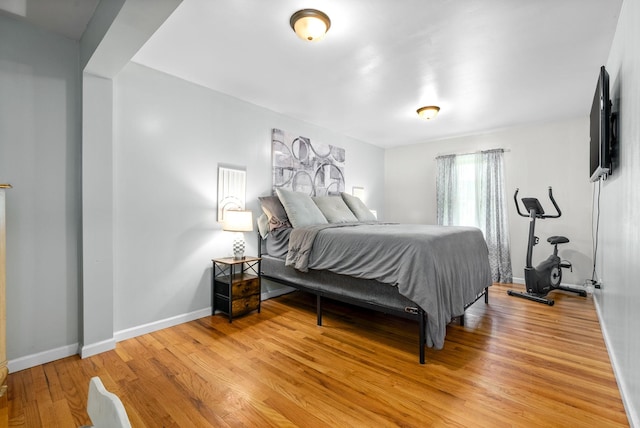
[[222, 210, 253, 260]]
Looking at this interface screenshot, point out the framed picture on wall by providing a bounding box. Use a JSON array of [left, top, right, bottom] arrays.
[[271, 128, 345, 196], [217, 165, 246, 222]]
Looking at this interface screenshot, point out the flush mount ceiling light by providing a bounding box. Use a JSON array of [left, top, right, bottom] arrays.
[[417, 106, 440, 120], [290, 9, 331, 42]]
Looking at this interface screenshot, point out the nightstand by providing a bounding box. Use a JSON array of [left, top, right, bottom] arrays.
[[212, 256, 261, 322]]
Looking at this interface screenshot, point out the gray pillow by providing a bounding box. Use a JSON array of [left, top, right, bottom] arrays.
[[313, 196, 358, 223], [259, 195, 292, 231], [341, 192, 377, 222], [276, 188, 328, 228]]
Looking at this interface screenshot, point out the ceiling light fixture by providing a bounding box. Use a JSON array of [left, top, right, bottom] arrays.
[[417, 106, 441, 120], [290, 9, 331, 42]]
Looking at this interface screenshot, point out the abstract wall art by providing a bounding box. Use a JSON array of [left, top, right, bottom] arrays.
[[271, 128, 345, 196]]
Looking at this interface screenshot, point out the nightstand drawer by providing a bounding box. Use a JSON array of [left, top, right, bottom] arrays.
[[232, 294, 260, 315], [212, 256, 261, 322], [231, 277, 260, 298]]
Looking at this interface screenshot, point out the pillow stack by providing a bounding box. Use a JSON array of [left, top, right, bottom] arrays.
[[258, 188, 376, 233]]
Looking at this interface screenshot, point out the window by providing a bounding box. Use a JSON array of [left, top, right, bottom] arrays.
[[436, 149, 512, 283]]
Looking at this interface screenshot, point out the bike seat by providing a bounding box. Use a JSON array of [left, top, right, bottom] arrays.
[[548, 236, 569, 245]]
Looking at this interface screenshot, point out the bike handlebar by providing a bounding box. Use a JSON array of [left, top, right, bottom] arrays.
[[546, 187, 562, 218], [514, 188, 525, 217], [513, 187, 562, 219]]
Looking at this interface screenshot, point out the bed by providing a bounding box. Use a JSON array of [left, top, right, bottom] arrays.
[[257, 189, 492, 363]]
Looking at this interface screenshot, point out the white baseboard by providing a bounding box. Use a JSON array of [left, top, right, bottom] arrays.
[[8, 308, 212, 372], [80, 338, 116, 359], [593, 292, 638, 428], [8, 343, 79, 373], [9, 292, 296, 373], [114, 307, 212, 342], [113, 290, 294, 343], [114, 291, 292, 344]]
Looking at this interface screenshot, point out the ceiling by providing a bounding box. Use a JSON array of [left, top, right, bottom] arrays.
[[1, 0, 623, 148]]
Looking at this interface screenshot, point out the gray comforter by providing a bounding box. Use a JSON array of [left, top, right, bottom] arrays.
[[285, 223, 492, 349]]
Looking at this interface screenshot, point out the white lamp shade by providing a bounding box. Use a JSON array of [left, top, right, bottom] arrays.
[[222, 210, 253, 232]]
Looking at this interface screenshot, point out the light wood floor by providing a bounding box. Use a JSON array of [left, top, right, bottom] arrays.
[[8, 283, 629, 427]]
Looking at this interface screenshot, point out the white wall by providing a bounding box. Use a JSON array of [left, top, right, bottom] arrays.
[[0, 16, 81, 361], [384, 118, 593, 287], [597, 0, 640, 425], [79, 0, 182, 358], [112, 62, 385, 332], [3, 7, 636, 424], [81, 73, 115, 356], [0, 6, 384, 370]]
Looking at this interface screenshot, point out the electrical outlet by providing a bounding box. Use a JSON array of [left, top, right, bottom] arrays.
[[584, 279, 600, 291], [586, 279, 601, 289]]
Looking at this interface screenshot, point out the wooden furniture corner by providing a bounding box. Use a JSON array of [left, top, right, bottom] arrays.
[[211, 256, 261, 322]]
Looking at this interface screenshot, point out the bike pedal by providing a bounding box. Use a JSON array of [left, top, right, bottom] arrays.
[[560, 262, 572, 271]]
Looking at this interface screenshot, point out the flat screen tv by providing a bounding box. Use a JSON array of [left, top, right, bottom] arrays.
[[589, 65, 612, 182]]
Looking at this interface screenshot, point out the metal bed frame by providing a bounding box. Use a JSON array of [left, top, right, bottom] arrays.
[[258, 234, 489, 364]]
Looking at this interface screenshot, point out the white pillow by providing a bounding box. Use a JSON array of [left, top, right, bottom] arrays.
[[276, 188, 328, 228], [256, 213, 269, 239]]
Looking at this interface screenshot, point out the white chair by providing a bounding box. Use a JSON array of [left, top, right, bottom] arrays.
[[83, 377, 132, 428]]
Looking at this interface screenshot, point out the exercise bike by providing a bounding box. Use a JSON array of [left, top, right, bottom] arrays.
[[507, 187, 587, 306]]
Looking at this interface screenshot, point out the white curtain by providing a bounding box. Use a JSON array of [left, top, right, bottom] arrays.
[[436, 149, 512, 283]]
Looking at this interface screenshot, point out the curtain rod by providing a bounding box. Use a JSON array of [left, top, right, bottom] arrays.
[[434, 148, 510, 159]]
